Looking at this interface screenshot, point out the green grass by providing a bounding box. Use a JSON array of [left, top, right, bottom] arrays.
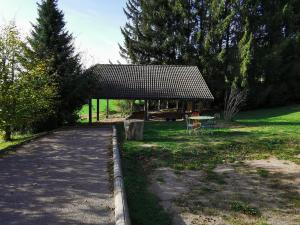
[[230, 201, 261, 216], [117, 126, 171, 225], [78, 99, 119, 123], [0, 133, 35, 156], [257, 168, 269, 177], [120, 105, 300, 225]]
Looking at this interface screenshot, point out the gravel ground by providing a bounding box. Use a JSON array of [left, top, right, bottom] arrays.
[[0, 127, 114, 225]]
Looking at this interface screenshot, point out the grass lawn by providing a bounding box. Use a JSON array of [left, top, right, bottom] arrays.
[[0, 133, 35, 156], [119, 105, 300, 225], [78, 99, 119, 123]]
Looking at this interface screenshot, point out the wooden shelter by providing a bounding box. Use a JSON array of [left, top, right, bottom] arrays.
[[88, 64, 214, 123]]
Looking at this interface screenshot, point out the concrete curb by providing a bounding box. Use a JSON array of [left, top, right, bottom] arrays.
[[112, 125, 131, 225]]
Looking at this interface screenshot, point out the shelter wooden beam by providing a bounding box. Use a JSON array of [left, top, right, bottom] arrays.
[[96, 99, 100, 121], [144, 100, 149, 121], [88, 99, 92, 124], [106, 99, 109, 119]]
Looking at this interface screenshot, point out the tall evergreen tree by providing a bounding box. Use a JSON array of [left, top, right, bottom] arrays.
[[120, 0, 145, 63], [28, 0, 85, 128], [121, 0, 300, 108], [120, 0, 177, 64]]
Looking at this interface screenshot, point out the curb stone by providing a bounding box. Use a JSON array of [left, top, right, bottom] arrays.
[[113, 125, 131, 225]]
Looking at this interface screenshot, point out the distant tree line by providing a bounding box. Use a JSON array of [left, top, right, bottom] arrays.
[[120, 0, 300, 108], [0, 0, 88, 140]]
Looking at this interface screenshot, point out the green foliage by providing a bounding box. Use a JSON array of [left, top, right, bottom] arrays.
[[0, 23, 56, 140], [237, 18, 253, 88], [116, 100, 133, 116], [28, 0, 87, 129], [121, 0, 300, 108]]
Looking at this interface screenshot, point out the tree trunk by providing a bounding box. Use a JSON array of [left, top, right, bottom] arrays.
[[4, 126, 12, 141]]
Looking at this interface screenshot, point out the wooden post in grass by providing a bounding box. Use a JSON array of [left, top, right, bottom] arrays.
[[89, 99, 92, 124], [96, 99, 100, 121], [106, 99, 109, 119]]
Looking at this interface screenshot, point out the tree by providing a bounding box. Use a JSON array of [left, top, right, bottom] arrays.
[[121, 0, 300, 109], [119, 0, 144, 63], [224, 87, 248, 121], [0, 23, 56, 141], [28, 0, 86, 128]]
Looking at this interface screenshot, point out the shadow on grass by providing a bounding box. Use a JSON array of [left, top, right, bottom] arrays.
[[237, 105, 300, 121], [241, 122, 300, 127], [117, 124, 172, 225]]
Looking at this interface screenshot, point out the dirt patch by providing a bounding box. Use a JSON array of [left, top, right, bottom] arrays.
[[245, 157, 300, 193], [150, 158, 300, 225]]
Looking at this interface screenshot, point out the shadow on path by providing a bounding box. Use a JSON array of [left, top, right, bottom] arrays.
[[0, 127, 114, 225]]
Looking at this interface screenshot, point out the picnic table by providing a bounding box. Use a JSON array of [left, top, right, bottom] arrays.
[[186, 116, 215, 133]]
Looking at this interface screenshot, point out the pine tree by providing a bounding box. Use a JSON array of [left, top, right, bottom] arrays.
[[120, 0, 179, 64], [121, 0, 300, 108], [119, 0, 145, 63], [237, 18, 253, 89], [28, 0, 85, 128], [170, 0, 197, 64]]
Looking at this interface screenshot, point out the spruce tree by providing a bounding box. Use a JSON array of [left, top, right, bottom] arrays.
[[119, 0, 144, 63], [28, 0, 85, 128], [121, 0, 300, 108], [120, 0, 178, 64]]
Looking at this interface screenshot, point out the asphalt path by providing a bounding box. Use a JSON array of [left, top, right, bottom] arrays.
[[0, 127, 114, 225]]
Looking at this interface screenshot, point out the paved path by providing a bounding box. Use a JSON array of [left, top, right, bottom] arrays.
[[0, 128, 114, 225]]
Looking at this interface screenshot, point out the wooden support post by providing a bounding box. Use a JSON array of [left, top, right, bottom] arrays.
[[176, 100, 179, 110], [96, 99, 100, 121], [106, 99, 109, 119], [144, 100, 149, 121], [166, 100, 169, 109], [157, 100, 161, 111], [89, 99, 92, 124]]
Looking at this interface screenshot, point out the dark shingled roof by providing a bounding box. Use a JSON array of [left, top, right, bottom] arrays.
[[90, 64, 214, 100]]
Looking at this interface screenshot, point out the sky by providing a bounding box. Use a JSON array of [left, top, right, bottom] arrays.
[[0, 0, 128, 66]]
